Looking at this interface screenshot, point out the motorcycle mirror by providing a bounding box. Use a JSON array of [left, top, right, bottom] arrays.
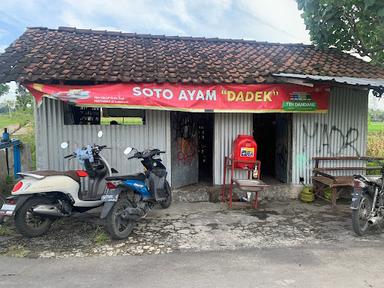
[[124, 147, 133, 155], [60, 142, 69, 149], [97, 131, 103, 138]]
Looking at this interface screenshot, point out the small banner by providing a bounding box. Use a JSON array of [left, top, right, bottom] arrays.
[[25, 82, 330, 113]]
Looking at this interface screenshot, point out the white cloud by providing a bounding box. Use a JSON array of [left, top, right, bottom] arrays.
[[60, 10, 89, 28], [0, 0, 311, 50], [237, 0, 310, 43], [60, 0, 187, 35]]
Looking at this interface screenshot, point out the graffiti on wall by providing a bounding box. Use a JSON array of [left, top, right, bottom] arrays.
[[176, 137, 197, 165], [296, 122, 361, 180], [302, 123, 360, 156]]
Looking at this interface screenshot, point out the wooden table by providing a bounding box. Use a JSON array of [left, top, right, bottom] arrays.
[[221, 156, 268, 208]]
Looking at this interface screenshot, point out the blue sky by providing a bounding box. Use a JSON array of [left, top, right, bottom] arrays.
[[0, 0, 310, 52]]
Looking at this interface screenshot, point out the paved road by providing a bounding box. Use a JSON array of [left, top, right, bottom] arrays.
[[1, 245, 383, 288]]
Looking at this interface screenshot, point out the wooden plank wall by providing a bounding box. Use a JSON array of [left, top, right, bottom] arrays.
[[0, 144, 33, 183]]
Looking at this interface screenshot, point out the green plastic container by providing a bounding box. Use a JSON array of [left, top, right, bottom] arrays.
[[300, 186, 314, 203]]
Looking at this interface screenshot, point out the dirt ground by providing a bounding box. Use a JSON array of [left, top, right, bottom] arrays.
[[0, 200, 383, 258]]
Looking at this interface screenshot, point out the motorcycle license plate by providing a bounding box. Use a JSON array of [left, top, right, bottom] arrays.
[[0, 204, 16, 216], [101, 194, 118, 202]]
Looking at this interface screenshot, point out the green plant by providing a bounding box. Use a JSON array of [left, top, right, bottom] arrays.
[[17, 130, 36, 170], [0, 84, 9, 97], [1, 175, 15, 196], [93, 226, 109, 245], [0, 225, 15, 236], [5, 245, 30, 258]]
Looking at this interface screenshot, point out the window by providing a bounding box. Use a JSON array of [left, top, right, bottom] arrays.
[[63, 104, 100, 125], [101, 108, 145, 125], [63, 103, 145, 125]]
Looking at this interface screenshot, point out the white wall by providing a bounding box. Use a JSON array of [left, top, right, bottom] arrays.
[[35, 86, 369, 188], [292, 87, 368, 184], [35, 98, 172, 184], [213, 113, 253, 185]]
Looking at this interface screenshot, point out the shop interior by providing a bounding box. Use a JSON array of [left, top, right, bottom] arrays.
[[253, 113, 291, 184], [170, 112, 214, 188]]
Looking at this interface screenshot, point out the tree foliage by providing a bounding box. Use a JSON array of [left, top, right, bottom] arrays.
[[0, 84, 10, 98], [297, 0, 384, 65], [15, 84, 33, 111]]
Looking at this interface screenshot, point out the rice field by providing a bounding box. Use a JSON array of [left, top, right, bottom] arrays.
[[367, 121, 384, 157], [368, 132, 384, 157]]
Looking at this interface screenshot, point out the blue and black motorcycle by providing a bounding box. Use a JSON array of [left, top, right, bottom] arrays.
[[101, 147, 171, 239]]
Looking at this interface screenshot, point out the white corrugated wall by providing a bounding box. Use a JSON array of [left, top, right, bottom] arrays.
[[213, 113, 253, 185], [36, 86, 368, 188], [292, 87, 368, 184], [35, 98, 172, 184]]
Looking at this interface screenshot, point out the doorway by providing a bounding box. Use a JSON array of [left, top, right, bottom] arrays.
[[170, 112, 214, 188], [197, 113, 214, 183], [253, 114, 291, 183]]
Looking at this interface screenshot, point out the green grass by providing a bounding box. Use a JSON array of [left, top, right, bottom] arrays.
[[17, 130, 36, 170], [5, 245, 30, 258], [368, 122, 384, 133], [0, 225, 16, 237], [0, 112, 36, 170], [0, 114, 21, 129], [93, 226, 109, 245], [101, 117, 143, 125], [1, 175, 15, 196], [0, 112, 33, 130]]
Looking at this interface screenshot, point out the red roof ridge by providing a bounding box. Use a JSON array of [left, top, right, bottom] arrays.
[[26, 26, 316, 47]]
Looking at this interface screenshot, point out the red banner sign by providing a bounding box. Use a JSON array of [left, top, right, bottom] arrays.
[[26, 82, 330, 113]]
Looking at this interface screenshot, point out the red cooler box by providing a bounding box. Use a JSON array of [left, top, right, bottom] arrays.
[[232, 135, 257, 169]]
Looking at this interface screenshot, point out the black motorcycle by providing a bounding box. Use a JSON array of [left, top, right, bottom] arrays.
[[351, 166, 384, 236], [101, 147, 171, 239]]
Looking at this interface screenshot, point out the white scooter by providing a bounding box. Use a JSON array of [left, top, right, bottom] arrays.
[[0, 131, 116, 237]]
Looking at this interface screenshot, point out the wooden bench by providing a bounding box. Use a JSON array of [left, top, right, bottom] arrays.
[[312, 156, 384, 207]]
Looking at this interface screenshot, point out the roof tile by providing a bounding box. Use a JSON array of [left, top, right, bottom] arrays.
[[1, 27, 384, 84]]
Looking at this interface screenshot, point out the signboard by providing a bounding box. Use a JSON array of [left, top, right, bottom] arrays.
[[25, 82, 330, 113]]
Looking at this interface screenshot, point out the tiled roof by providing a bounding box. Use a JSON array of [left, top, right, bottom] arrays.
[[1, 26, 384, 84]]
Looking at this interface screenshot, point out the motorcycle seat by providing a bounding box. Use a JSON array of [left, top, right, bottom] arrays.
[[366, 176, 383, 187], [19, 170, 81, 183], [106, 173, 146, 182]]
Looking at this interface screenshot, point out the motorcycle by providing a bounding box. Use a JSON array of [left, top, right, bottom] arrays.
[[0, 131, 116, 237], [351, 165, 384, 236], [101, 147, 171, 239]]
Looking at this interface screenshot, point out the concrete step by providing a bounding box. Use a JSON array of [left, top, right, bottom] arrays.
[[172, 183, 302, 203], [172, 186, 210, 203]]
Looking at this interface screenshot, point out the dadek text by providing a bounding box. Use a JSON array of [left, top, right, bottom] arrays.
[[224, 90, 277, 102]]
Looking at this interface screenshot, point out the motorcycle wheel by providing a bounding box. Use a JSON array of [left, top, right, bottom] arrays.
[[352, 193, 372, 236], [159, 180, 172, 209], [0, 193, 6, 224], [14, 197, 54, 237], [106, 192, 135, 240]]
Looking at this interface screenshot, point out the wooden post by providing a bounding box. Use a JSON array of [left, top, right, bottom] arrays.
[[21, 144, 33, 171], [0, 150, 6, 183], [331, 187, 337, 208]]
